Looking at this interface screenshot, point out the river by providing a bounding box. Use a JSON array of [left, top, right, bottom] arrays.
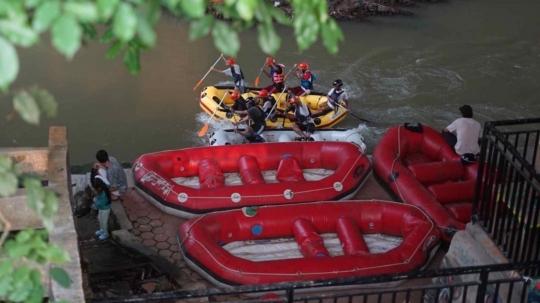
[[1, 0, 540, 165]]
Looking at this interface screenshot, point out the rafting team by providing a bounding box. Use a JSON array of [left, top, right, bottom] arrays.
[[208, 54, 482, 164], [210, 55, 350, 142]]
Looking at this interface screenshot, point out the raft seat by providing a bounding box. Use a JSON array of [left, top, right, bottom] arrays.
[[427, 180, 476, 204], [198, 158, 225, 189], [293, 219, 329, 258], [336, 216, 369, 255], [238, 155, 265, 185], [276, 154, 306, 183], [407, 160, 464, 185]]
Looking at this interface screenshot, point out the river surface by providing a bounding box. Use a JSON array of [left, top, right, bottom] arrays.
[[1, 0, 540, 165]]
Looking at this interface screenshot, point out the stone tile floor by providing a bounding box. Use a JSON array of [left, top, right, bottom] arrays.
[[121, 189, 186, 265]]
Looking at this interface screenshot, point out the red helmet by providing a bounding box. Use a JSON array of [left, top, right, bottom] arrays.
[[266, 57, 275, 66], [258, 90, 269, 98], [230, 92, 239, 100], [227, 58, 235, 65], [298, 62, 308, 70]]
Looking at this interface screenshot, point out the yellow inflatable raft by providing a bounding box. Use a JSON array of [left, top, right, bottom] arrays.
[[199, 86, 348, 129]]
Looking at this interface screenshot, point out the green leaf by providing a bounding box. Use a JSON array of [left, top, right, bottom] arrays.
[[81, 23, 97, 39], [32, 0, 60, 33], [128, 36, 149, 50], [0, 260, 14, 277], [64, 1, 99, 22], [0, 275, 13, 297], [257, 22, 280, 55], [212, 21, 239, 57], [4, 240, 33, 258], [163, 0, 180, 11], [25, 0, 43, 9], [100, 28, 115, 43], [235, 0, 257, 21], [97, 0, 119, 20], [40, 244, 70, 263], [50, 267, 71, 288], [0, 170, 18, 197], [106, 40, 126, 59], [123, 46, 140, 75], [42, 190, 59, 218], [320, 19, 343, 55], [30, 87, 57, 117], [9, 265, 32, 302], [25, 279, 44, 303], [113, 2, 137, 42], [0, 155, 14, 172], [15, 229, 34, 243], [269, 6, 291, 25], [136, 18, 155, 47], [0, 36, 19, 91], [23, 177, 45, 214], [189, 15, 214, 40], [180, 0, 206, 18], [14, 90, 40, 125], [51, 15, 82, 59], [0, 21, 39, 47]]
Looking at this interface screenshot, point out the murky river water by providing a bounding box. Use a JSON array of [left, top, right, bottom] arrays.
[[1, 0, 540, 165]]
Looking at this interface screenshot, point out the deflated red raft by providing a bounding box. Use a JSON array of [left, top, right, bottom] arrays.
[[372, 124, 479, 241], [178, 201, 440, 286], [133, 142, 371, 218]]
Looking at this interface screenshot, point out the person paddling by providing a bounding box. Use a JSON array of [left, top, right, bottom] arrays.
[[290, 62, 315, 96], [286, 93, 315, 141], [222, 91, 247, 118], [212, 55, 245, 93], [232, 98, 266, 136], [313, 79, 350, 116], [261, 57, 285, 94]]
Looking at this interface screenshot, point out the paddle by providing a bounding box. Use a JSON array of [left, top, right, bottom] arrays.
[[334, 102, 371, 123], [254, 60, 267, 87], [193, 55, 222, 91], [265, 87, 288, 121], [198, 90, 229, 137], [283, 64, 297, 81]]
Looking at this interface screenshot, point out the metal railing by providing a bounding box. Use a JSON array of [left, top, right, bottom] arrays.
[[474, 118, 540, 272], [89, 261, 540, 303]]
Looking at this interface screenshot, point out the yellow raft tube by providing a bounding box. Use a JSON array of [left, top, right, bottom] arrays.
[[199, 86, 348, 129]]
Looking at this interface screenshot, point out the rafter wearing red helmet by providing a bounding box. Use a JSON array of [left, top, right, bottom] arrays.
[[260, 57, 285, 94], [290, 62, 316, 96], [212, 54, 245, 93]]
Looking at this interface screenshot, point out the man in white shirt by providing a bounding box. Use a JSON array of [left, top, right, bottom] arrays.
[[313, 79, 350, 116], [212, 56, 245, 93], [443, 105, 482, 158]]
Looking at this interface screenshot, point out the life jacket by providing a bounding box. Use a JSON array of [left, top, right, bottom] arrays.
[[294, 105, 312, 125], [300, 70, 316, 90], [230, 65, 244, 83], [270, 64, 285, 84], [329, 89, 345, 106]]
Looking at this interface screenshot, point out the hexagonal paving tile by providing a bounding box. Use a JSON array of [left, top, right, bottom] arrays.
[[139, 202, 150, 209], [156, 242, 170, 250], [139, 224, 152, 232], [141, 232, 154, 240], [131, 229, 141, 236], [128, 213, 139, 221], [169, 244, 179, 252], [142, 239, 157, 247], [152, 227, 165, 235], [147, 211, 162, 220], [136, 217, 150, 225], [172, 253, 180, 261], [154, 234, 167, 242], [159, 249, 172, 258], [166, 237, 177, 245], [149, 219, 164, 227], [135, 210, 149, 217], [164, 228, 177, 238]]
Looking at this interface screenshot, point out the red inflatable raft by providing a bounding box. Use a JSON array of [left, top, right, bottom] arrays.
[[178, 201, 440, 286], [372, 124, 479, 241], [133, 142, 371, 218]]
